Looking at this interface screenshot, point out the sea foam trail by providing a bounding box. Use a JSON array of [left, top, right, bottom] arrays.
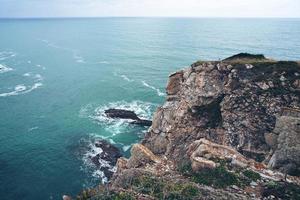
[[38, 39, 86, 63], [113, 72, 134, 82], [0, 51, 16, 61], [141, 80, 165, 96], [0, 83, 43, 97]]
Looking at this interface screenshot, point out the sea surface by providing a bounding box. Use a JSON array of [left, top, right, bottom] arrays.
[[0, 18, 299, 200]]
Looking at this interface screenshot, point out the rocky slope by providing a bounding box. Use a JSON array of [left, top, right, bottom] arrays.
[[75, 53, 300, 200]]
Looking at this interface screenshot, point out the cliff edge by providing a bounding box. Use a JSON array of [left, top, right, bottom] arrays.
[[76, 53, 300, 200]]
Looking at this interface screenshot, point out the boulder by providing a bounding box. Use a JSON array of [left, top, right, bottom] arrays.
[[268, 114, 300, 175]]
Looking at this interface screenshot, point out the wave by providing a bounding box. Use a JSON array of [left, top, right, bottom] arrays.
[[141, 80, 165, 97], [0, 83, 43, 97], [113, 72, 134, 82], [0, 64, 13, 74], [0, 51, 16, 61]]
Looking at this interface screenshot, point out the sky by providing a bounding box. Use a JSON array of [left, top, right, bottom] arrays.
[[0, 0, 300, 18]]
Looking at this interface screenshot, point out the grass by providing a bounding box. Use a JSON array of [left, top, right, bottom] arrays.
[[130, 175, 200, 200]]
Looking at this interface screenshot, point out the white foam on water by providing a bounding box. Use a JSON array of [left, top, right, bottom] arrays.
[[141, 80, 165, 96], [0, 82, 43, 97], [122, 145, 132, 152], [0, 64, 13, 74], [113, 72, 134, 82], [36, 64, 46, 70], [96, 61, 109, 64], [38, 38, 86, 64], [34, 74, 44, 82], [120, 75, 134, 82], [23, 72, 32, 77], [73, 52, 86, 63], [81, 135, 117, 184], [0, 51, 16, 61], [28, 126, 39, 132]]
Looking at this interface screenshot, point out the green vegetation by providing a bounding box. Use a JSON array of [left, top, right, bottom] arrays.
[[178, 161, 261, 188], [130, 175, 200, 200], [263, 181, 300, 200], [77, 188, 136, 200], [242, 170, 261, 181], [190, 164, 240, 188]]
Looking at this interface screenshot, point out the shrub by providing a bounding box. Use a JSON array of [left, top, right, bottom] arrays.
[[242, 170, 261, 181]]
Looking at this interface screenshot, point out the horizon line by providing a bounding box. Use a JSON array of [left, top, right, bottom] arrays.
[[1, 16, 300, 20]]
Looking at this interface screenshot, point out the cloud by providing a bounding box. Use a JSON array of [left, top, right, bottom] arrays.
[[0, 0, 299, 18]]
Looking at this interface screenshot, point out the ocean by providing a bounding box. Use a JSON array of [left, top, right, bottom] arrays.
[[0, 18, 299, 200]]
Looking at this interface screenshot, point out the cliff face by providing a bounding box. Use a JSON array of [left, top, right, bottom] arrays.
[[144, 54, 299, 165], [77, 54, 300, 200]]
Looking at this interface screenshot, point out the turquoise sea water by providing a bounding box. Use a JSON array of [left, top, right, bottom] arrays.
[[0, 18, 300, 200]]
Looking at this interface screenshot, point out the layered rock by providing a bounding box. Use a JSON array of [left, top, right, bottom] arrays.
[[76, 54, 300, 200], [143, 55, 300, 167]]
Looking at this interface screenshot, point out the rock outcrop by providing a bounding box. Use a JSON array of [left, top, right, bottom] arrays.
[[76, 54, 300, 200], [268, 108, 300, 175], [105, 108, 152, 126]]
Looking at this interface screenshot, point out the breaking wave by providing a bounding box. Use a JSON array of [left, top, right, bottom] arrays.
[[80, 134, 117, 184]]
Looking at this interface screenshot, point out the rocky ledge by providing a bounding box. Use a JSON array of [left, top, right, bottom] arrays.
[[75, 53, 300, 200]]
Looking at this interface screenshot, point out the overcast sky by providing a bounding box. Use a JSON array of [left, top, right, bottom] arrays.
[[0, 0, 299, 18]]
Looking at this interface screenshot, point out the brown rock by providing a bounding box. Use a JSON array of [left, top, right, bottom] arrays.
[[127, 144, 161, 168]]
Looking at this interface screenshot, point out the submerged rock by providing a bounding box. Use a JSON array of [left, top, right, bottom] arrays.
[[105, 108, 152, 126], [90, 140, 122, 179]]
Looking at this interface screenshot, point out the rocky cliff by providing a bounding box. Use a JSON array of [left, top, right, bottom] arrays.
[[76, 53, 300, 200]]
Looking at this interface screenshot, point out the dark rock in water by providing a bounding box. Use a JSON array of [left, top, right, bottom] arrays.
[[105, 108, 139, 120], [130, 119, 152, 126], [90, 140, 122, 179], [105, 108, 152, 126]]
